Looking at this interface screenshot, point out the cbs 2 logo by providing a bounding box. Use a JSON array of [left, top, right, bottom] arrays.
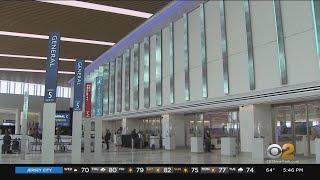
[[267, 143, 295, 160]]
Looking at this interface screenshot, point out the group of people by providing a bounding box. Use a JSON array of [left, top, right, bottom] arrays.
[[131, 129, 145, 149]]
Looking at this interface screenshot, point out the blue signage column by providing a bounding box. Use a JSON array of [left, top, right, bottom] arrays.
[[94, 75, 104, 162], [71, 59, 85, 164], [41, 32, 61, 164], [73, 59, 85, 111], [44, 32, 61, 103]]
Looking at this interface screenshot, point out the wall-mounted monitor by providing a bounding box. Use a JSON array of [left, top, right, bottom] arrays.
[[55, 111, 70, 127]]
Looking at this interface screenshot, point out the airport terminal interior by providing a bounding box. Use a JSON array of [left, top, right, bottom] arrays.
[[0, 0, 320, 164]]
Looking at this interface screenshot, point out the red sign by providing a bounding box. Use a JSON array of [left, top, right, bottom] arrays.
[[84, 83, 92, 118]]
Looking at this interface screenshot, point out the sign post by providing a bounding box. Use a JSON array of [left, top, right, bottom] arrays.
[[71, 59, 85, 164], [41, 32, 61, 163], [94, 76, 104, 163], [83, 82, 92, 163], [20, 91, 29, 160]]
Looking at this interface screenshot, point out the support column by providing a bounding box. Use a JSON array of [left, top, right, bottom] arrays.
[[41, 103, 56, 163], [239, 104, 272, 156], [122, 118, 128, 135], [83, 118, 91, 163], [161, 114, 186, 150], [94, 117, 102, 163], [15, 109, 21, 134]]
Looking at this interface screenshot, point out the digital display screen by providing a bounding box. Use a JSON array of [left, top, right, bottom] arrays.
[[55, 112, 70, 127]]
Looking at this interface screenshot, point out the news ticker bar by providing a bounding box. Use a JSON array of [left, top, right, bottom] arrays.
[[15, 166, 255, 174], [9, 164, 320, 175]]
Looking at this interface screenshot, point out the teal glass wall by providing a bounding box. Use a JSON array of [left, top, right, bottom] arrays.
[[155, 31, 162, 106]]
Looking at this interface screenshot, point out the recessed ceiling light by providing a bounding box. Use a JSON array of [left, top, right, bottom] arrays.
[[0, 68, 75, 74], [38, 0, 153, 19], [0, 31, 115, 46], [0, 53, 93, 63]]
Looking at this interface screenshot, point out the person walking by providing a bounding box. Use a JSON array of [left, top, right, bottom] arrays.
[[3, 130, 11, 154], [204, 130, 211, 152], [105, 129, 111, 150]]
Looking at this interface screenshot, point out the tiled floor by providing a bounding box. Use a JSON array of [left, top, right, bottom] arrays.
[[0, 146, 317, 164]]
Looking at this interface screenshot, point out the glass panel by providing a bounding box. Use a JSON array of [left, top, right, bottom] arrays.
[[274, 105, 294, 146], [15, 82, 22, 94], [244, 0, 255, 90], [293, 104, 308, 155], [144, 37, 150, 108], [29, 83, 35, 96], [183, 13, 190, 101], [186, 113, 204, 147], [0, 81, 8, 93], [24, 83, 28, 94], [273, 0, 288, 84], [109, 60, 116, 113], [155, 31, 162, 106], [133, 44, 140, 110], [124, 49, 130, 111], [169, 22, 175, 104], [9, 81, 15, 94], [220, 0, 229, 94], [36, 84, 41, 96], [63, 87, 69, 98], [311, 0, 320, 69], [200, 3, 208, 98], [308, 102, 320, 155], [103, 62, 110, 115], [117, 57, 122, 112], [41, 85, 45, 96]]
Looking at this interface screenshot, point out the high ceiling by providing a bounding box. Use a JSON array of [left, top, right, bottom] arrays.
[[0, 0, 171, 86]]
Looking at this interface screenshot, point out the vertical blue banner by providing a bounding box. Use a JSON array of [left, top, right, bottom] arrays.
[[73, 59, 85, 111], [44, 32, 61, 103], [95, 76, 104, 117]]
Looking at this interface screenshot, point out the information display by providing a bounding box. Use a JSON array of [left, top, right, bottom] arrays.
[[55, 112, 70, 127]]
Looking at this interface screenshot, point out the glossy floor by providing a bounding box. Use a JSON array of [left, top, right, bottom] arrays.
[[0, 146, 316, 164]]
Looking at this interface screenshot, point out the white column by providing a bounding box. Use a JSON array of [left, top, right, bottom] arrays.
[[316, 138, 320, 163], [94, 117, 102, 163], [20, 110, 28, 160], [15, 109, 21, 134], [83, 118, 91, 163], [161, 114, 186, 150], [71, 111, 82, 164], [239, 104, 272, 154], [122, 118, 127, 134], [41, 103, 56, 163]]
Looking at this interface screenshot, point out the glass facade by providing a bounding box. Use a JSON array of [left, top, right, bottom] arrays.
[[109, 60, 116, 114], [200, 3, 208, 98], [169, 22, 175, 104], [155, 31, 162, 106], [124, 49, 131, 111], [103, 62, 110, 115], [144, 37, 150, 108], [0, 80, 70, 98], [273, 0, 288, 85], [273, 101, 320, 156], [183, 13, 190, 101], [244, 0, 255, 90], [311, 0, 320, 70], [117, 56, 123, 112], [133, 43, 140, 110], [219, 0, 229, 94]]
